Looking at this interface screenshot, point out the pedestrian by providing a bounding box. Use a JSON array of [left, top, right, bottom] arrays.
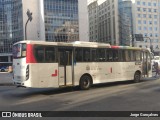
[[154, 62, 159, 77]]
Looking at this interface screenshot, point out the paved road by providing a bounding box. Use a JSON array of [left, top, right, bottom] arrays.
[[1, 73, 160, 119], [0, 72, 13, 85]]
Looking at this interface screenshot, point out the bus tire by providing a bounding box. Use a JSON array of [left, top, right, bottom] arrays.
[[80, 75, 92, 90], [134, 71, 141, 83]]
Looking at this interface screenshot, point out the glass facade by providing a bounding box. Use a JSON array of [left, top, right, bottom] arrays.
[[44, 0, 79, 42], [118, 0, 132, 46], [0, 0, 23, 53]]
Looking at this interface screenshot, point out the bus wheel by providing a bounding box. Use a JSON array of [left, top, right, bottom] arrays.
[[80, 75, 92, 90], [134, 72, 141, 83]]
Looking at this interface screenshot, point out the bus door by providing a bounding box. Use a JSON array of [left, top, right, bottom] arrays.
[[58, 48, 73, 86], [142, 51, 151, 77]]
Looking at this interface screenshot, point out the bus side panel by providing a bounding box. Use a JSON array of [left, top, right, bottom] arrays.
[[73, 62, 142, 86], [26, 63, 39, 87], [28, 63, 59, 88], [74, 62, 121, 85], [13, 58, 27, 84]]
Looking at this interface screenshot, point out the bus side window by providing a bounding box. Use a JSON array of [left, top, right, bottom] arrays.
[[45, 47, 55, 63], [113, 50, 118, 62], [107, 50, 113, 62], [98, 49, 105, 62], [35, 46, 45, 63], [135, 51, 141, 61], [91, 49, 97, 62], [75, 48, 83, 62], [119, 50, 124, 62], [125, 50, 130, 62], [83, 48, 90, 62], [130, 50, 134, 61]]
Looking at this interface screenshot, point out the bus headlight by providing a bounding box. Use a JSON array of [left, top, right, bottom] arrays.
[[26, 65, 29, 80]]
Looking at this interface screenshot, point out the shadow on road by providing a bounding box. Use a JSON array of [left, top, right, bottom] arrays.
[[8, 78, 158, 98]]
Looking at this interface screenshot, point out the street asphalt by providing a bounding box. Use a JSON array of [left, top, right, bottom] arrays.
[[0, 72, 13, 85]]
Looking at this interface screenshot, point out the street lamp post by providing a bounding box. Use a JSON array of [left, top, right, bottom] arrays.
[[143, 37, 153, 52], [132, 34, 153, 52], [25, 9, 33, 40]]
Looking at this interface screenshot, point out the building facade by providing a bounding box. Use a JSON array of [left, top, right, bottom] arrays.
[[88, 0, 132, 46], [0, 0, 89, 66], [132, 0, 160, 54], [22, 0, 88, 42], [0, 0, 23, 66], [119, 0, 132, 46]]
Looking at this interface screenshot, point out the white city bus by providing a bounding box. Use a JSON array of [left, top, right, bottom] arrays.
[[12, 40, 152, 89]]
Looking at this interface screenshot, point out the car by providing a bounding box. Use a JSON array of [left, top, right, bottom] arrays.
[[0, 66, 8, 72]]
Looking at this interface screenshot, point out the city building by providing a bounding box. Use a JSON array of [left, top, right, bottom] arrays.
[[88, 0, 132, 45], [119, 0, 132, 46], [22, 0, 89, 42], [0, 0, 23, 66], [0, 0, 89, 66], [132, 0, 160, 55]]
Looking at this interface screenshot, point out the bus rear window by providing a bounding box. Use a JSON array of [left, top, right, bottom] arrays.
[[13, 43, 26, 58]]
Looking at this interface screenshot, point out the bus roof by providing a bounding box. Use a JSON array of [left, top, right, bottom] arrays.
[[14, 40, 149, 51], [14, 40, 111, 48], [111, 45, 149, 51]]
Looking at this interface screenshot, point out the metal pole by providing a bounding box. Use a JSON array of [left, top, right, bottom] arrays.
[[25, 18, 30, 40], [144, 37, 152, 52]]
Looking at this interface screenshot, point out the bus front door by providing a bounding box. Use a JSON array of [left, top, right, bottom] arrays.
[[58, 49, 73, 86], [142, 51, 151, 77]]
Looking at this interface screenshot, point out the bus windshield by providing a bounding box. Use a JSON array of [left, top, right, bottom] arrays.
[[13, 43, 26, 58]]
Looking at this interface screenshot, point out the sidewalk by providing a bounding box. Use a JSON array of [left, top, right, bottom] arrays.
[[0, 72, 13, 86]]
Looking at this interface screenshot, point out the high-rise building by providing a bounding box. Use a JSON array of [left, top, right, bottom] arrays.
[[21, 0, 89, 42], [0, 0, 23, 66], [0, 0, 23, 53], [88, 0, 132, 45], [119, 0, 132, 46], [132, 0, 160, 55]]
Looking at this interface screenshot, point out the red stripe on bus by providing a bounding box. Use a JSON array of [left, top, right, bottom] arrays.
[[52, 70, 58, 77], [111, 46, 119, 49], [26, 44, 37, 63]]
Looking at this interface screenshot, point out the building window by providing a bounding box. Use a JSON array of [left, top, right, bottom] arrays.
[[137, 1, 140, 5], [143, 2, 145, 6], [137, 8, 140, 11], [149, 27, 152, 30], [143, 14, 146, 18], [155, 33, 158, 37], [138, 14, 141, 18], [144, 27, 147, 31], [144, 33, 147, 37], [143, 8, 146, 12], [148, 2, 151, 6], [138, 20, 141, 24], [154, 21, 157, 25], [148, 8, 151, 12], [143, 20, 146, 24], [138, 26, 141, 30], [149, 21, 152, 24], [154, 15, 157, 19], [155, 27, 158, 31], [153, 3, 157, 6], [148, 14, 152, 18]]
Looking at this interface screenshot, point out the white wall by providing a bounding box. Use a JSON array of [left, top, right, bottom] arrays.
[[22, 0, 45, 41], [78, 0, 89, 41]]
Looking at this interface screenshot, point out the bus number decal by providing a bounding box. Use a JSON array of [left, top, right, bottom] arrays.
[[52, 70, 58, 77]]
